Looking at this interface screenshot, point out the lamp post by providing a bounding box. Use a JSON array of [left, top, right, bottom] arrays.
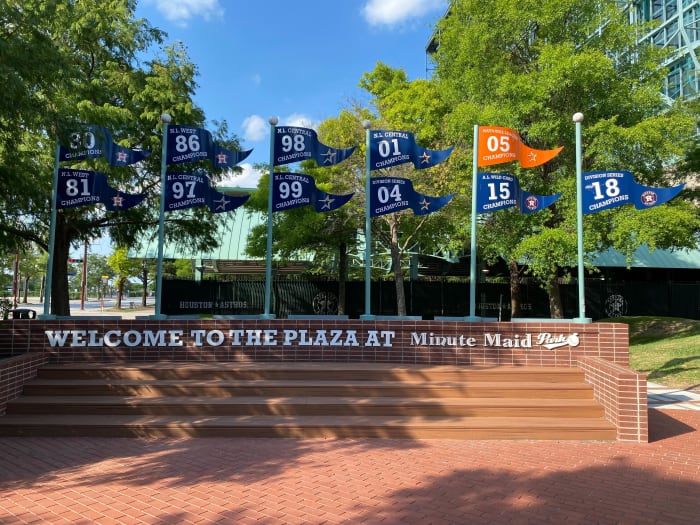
[[573, 112, 590, 323], [154, 112, 171, 319], [361, 120, 374, 320], [263, 116, 279, 319]]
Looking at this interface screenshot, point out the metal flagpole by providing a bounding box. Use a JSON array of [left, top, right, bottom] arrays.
[[361, 120, 374, 320], [40, 141, 61, 319], [154, 113, 171, 319], [573, 112, 591, 323], [468, 124, 479, 320], [263, 117, 278, 319]]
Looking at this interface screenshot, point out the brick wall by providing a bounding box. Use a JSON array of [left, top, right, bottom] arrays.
[[0, 353, 48, 415], [578, 356, 648, 442], [0, 318, 646, 441], [0, 318, 630, 365]]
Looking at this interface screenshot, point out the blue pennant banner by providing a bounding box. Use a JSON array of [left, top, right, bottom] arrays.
[[166, 125, 252, 167], [582, 170, 685, 214], [273, 126, 355, 166], [272, 173, 354, 213], [477, 173, 561, 214], [164, 172, 249, 213], [369, 176, 454, 217], [56, 168, 146, 210], [59, 125, 150, 166], [369, 130, 453, 171]]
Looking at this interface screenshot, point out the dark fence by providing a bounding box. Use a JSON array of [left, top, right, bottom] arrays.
[[162, 278, 700, 320]]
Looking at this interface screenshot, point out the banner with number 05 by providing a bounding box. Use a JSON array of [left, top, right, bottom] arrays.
[[477, 126, 563, 168]]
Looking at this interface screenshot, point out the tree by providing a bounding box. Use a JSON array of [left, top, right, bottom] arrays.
[[107, 247, 142, 309], [358, 63, 463, 316], [433, 0, 700, 317], [0, 1, 243, 316], [244, 114, 365, 315]]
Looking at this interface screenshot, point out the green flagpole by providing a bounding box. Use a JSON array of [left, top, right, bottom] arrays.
[[361, 120, 374, 320], [154, 113, 171, 319], [40, 141, 61, 319], [468, 124, 479, 320], [263, 117, 278, 319], [573, 112, 591, 323]]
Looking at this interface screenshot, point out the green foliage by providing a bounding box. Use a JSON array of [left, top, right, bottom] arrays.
[[433, 0, 700, 315], [0, 1, 244, 314]]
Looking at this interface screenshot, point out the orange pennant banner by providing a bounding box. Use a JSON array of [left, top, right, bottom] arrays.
[[477, 126, 563, 168]]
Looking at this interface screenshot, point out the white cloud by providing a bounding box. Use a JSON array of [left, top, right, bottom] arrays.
[[219, 163, 263, 189], [241, 115, 268, 142], [242, 113, 318, 142], [282, 113, 316, 129], [150, 0, 224, 25], [362, 0, 445, 27]]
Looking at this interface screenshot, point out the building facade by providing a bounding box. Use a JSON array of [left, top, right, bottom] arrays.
[[626, 0, 700, 101]]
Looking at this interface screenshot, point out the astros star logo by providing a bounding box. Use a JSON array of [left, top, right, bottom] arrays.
[[213, 195, 231, 211], [321, 149, 337, 164], [319, 195, 335, 210]]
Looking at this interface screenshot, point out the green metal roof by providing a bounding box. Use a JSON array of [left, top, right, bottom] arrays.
[[591, 246, 700, 269], [127, 187, 265, 260]]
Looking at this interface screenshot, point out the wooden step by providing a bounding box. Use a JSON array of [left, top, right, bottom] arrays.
[[0, 362, 617, 440], [33, 363, 588, 383], [0, 414, 617, 440], [6, 395, 607, 418], [19, 379, 596, 399]]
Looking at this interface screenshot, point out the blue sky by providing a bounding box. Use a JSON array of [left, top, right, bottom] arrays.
[[135, 0, 448, 188]]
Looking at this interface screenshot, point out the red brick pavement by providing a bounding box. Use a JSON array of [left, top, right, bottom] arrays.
[[0, 409, 698, 525]]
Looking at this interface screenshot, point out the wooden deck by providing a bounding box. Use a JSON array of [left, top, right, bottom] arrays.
[[0, 362, 617, 440]]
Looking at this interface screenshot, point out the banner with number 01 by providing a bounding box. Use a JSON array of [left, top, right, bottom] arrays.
[[368, 130, 453, 171], [477, 126, 563, 168], [582, 170, 684, 214]]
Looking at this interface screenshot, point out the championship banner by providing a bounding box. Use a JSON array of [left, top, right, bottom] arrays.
[[164, 172, 249, 213], [477, 126, 563, 168], [59, 125, 150, 166], [273, 126, 355, 166], [582, 170, 685, 214], [272, 172, 353, 212], [56, 168, 146, 211], [369, 176, 454, 217], [166, 125, 252, 168], [368, 130, 453, 171], [477, 172, 561, 214]]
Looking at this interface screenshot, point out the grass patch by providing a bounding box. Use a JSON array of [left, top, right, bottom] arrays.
[[602, 316, 700, 391]]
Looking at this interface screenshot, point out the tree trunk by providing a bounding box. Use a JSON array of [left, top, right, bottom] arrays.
[[141, 264, 148, 307], [337, 242, 347, 315], [116, 277, 125, 309], [51, 214, 72, 316], [547, 274, 564, 318], [389, 217, 407, 316], [508, 259, 522, 318]]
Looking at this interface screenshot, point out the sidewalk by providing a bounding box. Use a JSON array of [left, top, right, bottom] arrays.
[[0, 409, 698, 524]]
